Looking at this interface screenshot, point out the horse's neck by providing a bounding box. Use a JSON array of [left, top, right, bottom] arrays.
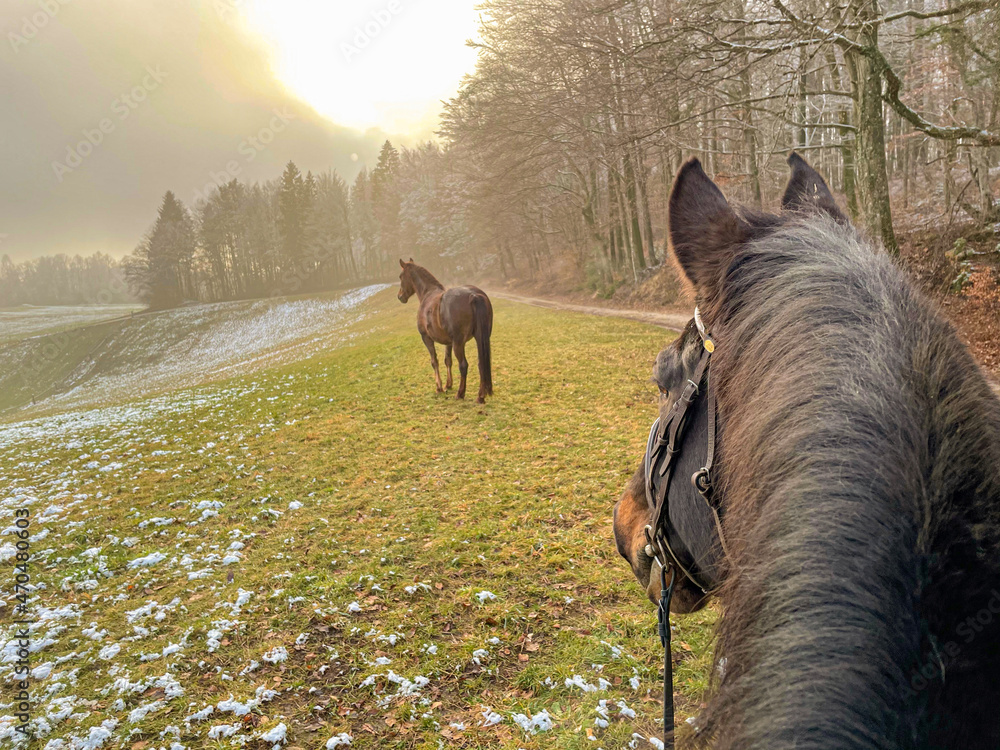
[[413, 270, 444, 300]]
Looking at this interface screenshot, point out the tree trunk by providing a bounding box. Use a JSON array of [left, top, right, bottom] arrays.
[[826, 45, 858, 218], [970, 149, 994, 224], [902, 127, 910, 209], [614, 165, 638, 281], [798, 62, 809, 149], [743, 104, 762, 209], [634, 147, 657, 264], [608, 167, 622, 268], [622, 151, 647, 271], [844, 24, 898, 254], [945, 97, 961, 216]]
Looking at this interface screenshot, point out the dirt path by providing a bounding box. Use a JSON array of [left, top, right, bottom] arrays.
[[491, 291, 691, 332]]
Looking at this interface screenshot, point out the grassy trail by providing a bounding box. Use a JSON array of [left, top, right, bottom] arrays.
[[0, 288, 715, 749]]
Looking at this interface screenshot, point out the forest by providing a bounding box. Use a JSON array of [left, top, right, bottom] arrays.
[[0, 253, 134, 307], [3, 0, 998, 309]]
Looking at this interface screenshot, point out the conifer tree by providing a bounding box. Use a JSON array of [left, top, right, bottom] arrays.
[[278, 161, 307, 272], [125, 191, 196, 309]]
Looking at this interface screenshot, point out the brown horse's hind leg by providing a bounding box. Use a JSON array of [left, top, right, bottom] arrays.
[[421, 333, 444, 393], [454, 340, 468, 399], [444, 345, 453, 390]]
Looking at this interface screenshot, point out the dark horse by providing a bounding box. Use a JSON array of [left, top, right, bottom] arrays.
[[397, 259, 493, 403], [613, 154, 1000, 748]]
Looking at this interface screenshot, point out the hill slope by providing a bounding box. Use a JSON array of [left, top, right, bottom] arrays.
[[0, 286, 388, 417], [0, 289, 714, 749]]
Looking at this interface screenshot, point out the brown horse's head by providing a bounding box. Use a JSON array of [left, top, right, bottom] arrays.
[[613, 153, 845, 614], [397, 258, 417, 302], [613, 320, 713, 613]]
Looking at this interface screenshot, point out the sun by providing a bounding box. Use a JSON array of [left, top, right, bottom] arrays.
[[241, 0, 480, 137]]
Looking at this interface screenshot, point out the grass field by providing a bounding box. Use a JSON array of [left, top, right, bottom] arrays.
[[0, 288, 716, 749]]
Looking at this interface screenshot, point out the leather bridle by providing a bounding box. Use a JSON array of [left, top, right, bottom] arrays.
[[641, 307, 726, 748]]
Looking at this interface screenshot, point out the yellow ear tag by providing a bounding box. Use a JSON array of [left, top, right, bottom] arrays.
[[704, 338, 715, 353]]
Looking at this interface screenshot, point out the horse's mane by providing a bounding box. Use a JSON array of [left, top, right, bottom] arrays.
[[693, 214, 1000, 748], [409, 264, 444, 291]]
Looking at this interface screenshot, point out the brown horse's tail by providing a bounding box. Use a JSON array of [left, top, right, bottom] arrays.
[[472, 294, 493, 396]]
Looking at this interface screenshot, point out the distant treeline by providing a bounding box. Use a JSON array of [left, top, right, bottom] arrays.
[[127, 0, 1000, 310], [0, 253, 134, 308], [19, 0, 999, 311], [123, 141, 466, 309]]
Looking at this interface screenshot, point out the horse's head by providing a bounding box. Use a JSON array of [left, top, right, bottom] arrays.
[[397, 258, 417, 303], [613, 153, 845, 613], [613, 319, 712, 613]]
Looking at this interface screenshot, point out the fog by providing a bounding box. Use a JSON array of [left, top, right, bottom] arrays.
[[0, 0, 425, 260]]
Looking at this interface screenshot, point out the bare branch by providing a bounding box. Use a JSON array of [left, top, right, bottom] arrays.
[[882, 61, 1000, 146]]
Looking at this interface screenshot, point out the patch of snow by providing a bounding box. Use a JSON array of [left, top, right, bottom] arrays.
[[127, 552, 166, 569], [512, 709, 553, 734], [262, 646, 288, 663], [258, 722, 287, 747], [480, 708, 503, 727]]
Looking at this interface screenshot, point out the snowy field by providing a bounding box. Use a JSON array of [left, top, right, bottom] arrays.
[[0, 289, 685, 749], [8, 286, 389, 418], [0, 373, 338, 748], [0, 305, 142, 345], [0, 287, 397, 748]]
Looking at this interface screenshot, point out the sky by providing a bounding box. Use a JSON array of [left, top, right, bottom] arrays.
[[0, 0, 480, 262]]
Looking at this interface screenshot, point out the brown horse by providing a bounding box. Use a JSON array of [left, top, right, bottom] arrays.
[[397, 259, 493, 403], [614, 155, 1000, 747]]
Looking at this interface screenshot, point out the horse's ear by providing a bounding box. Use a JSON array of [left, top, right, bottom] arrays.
[[782, 152, 847, 223], [409, 257, 414, 263], [668, 158, 744, 295], [399, 258, 406, 268]]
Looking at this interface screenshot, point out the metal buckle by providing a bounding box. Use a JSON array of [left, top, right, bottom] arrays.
[[643, 524, 662, 564], [691, 467, 712, 496], [680, 379, 700, 404]]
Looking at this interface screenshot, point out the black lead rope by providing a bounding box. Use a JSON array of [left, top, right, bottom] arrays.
[[658, 562, 677, 748]]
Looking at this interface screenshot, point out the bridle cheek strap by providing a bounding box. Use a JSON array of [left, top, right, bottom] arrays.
[[642, 317, 720, 749], [644, 348, 714, 591]]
